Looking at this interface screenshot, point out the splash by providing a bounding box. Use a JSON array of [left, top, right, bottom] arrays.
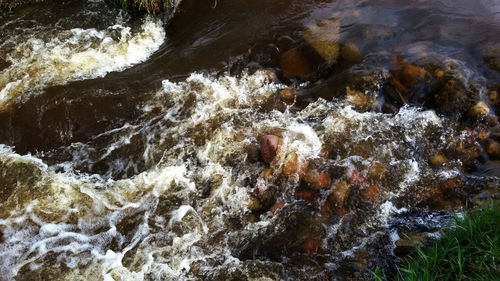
[[0, 17, 165, 108], [0, 70, 474, 280]]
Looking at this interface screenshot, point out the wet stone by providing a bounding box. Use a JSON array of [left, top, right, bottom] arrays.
[[429, 153, 448, 166], [302, 17, 340, 62], [469, 101, 491, 119], [280, 47, 312, 79], [486, 139, 500, 159], [340, 43, 362, 63], [481, 42, 500, 71], [259, 134, 281, 164]]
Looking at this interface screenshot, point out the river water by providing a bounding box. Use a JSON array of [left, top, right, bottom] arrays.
[[0, 0, 499, 280]]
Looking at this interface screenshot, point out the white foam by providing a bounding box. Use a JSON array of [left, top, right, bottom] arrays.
[[0, 17, 165, 108]]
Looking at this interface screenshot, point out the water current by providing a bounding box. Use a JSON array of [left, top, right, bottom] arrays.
[[0, 0, 499, 280]]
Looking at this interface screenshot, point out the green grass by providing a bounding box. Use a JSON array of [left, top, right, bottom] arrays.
[[377, 205, 500, 281]]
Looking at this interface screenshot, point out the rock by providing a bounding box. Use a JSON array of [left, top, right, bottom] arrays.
[[280, 48, 312, 79], [259, 135, 281, 164], [329, 180, 350, 208], [303, 237, 322, 254], [368, 162, 386, 181], [282, 153, 308, 176], [304, 172, 331, 189], [489, 90, 499, 105], [270, 202, 284, 213], [363, 184, 379, 202], [469, 101, 490, 119], [264, 69, 279, 83], [302, 17, 340, 61], [345, 86, 378, 110], [246, 144, 262, 163], [247, 195, 262, 211], [260, 168, 274, 179], [486, 115, 499, 127], [297, 191, 315, 202], [477, 127, 490, 140], [434, 79, 475, 118], [279, 88, 296, 103], [486, 139, 500, 159], [390, 58, 427, 96], [394, 232, 429, 257], [429, 154, 448, 166], [340, 43, 362, 63], [481, 43, 500, 71]]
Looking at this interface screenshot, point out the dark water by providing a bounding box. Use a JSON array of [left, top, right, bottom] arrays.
[[0, 0, 499, 280]]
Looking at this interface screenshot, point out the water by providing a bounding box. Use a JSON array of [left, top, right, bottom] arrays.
[[0, 0, 499, 280]]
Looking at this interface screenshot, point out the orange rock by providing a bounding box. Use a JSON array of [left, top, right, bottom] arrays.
[[283, 153, 308, 176], [283, 153, 299, 175], [270, 202, 285, 213], [303, 237, 322, 254], [297, 191, 316, 202], [363, 184, 379, 202], [304, 171, 331, 189], [391, 57, 426, 95], [477, 127, 490, 140], [281, 48, 312, 79]]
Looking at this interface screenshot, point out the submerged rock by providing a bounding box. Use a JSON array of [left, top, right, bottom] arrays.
[[340, 43, 362, 63], [469, 101, 491, 119], [280, 48, 312, 79], [388, 57, 427, 99], [302, 17, 340, 62], [481, 42, 500, 71], [259, 135, 281, 164]]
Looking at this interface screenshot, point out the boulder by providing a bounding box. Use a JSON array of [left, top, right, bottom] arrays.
[[302, 17, 340, 61], [280, 48, 312, 79], [259, 135, 281, 164]]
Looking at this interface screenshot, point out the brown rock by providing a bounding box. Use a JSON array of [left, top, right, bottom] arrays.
[[429, 154, 448, 166], [302, 17, 340, 61], [345, 86, 378, 110], [489, 90, 499, 105], [486, 139, 500, 159], [469, 101, 490, 119], [340, 43, 362, 63], [270, 202, 285, 213], [368, 162, 386, 181], [329, 180, 350, 208], [280, 48, 311, 79], [392, 61, 426, 94], [247, 196, 262, 211], [363, 184, 379, 202], [304, 171, 331, 189], [259, 135, 281, 163], [303, 237, 322, 254], [481, 43, 500, 71], [279, 88, 296, 103], [297, 191, 316, 202], [282, 153, 308, 176]]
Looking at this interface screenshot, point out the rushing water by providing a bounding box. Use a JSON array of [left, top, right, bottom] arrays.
[[0, 0, 499, 280]]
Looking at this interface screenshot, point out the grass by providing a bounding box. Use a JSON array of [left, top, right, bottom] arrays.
[[377, 204, 500, 281], [115, 0, 170, 15]]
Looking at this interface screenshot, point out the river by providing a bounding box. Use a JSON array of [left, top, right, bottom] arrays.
[[0, 0, 499, 280]]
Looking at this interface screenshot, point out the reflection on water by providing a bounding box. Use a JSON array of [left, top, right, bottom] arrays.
[[0, 0, 499, 280]]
